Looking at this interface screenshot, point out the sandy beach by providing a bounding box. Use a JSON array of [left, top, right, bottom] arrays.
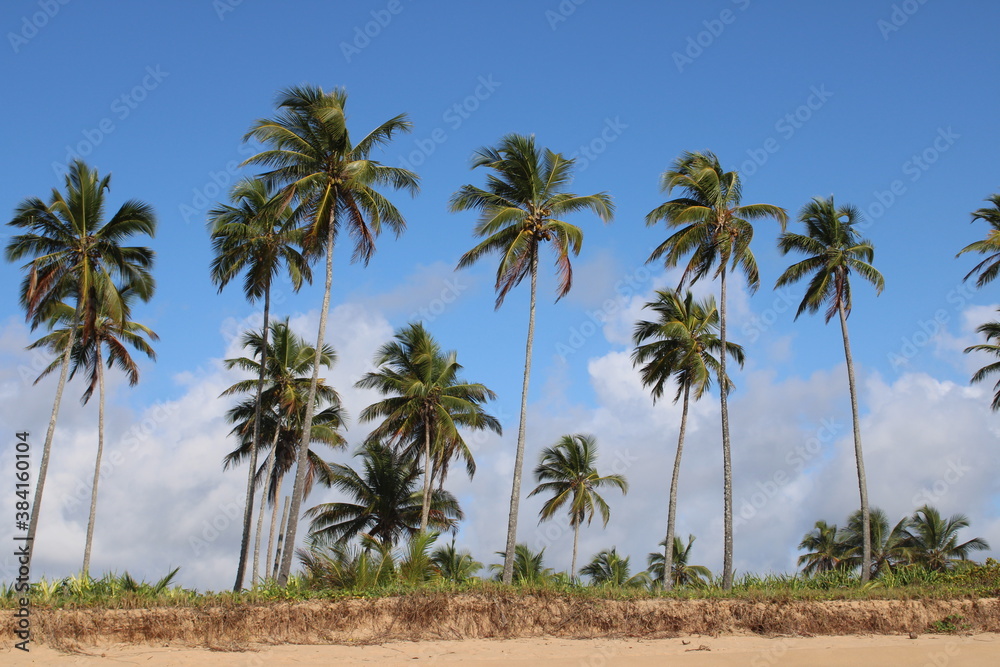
[[5, 635, 998, 666]]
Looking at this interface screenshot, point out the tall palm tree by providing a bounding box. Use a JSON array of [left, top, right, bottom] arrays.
[[648, 535, 712, 588], [840, 507, 911, 577], [209, 177, 310, 591], [775, 196, 884, 582], [244, 85, 419, 584], [645, 150, 787, 588], [306, 441, 463, 548], [581, 548, 650, 588], [796, 520, 845, 576], [632, 289, 742, 590], [957, 193, 1000, 287], [528, 434, 627, 581], [452, 133, 614, 583], [357, 322, 500, 532], [905, 505, 990, 571], [4, 159, 155, 559], [28, 294, 156, 577], [964, 316, 1000, 410], [221, 319, 343, 584]]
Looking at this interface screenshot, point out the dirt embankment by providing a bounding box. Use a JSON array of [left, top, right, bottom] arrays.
[[6, 594, 1000, 650]]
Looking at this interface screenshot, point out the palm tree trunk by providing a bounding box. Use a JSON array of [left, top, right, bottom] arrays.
[[273, 494, 291, 580], [252, 423, 282, 587], [571, 522, 579, 583], [235, 289, 270, 590], [720, 270, 734, 590], [663, 383, 690, 591], [419, 417, 432, 532], [839, 300, 871, 583], [272, 495, 290, 580], [25, 310, 79, 565], [81, 347, 105, 577], [278, 221, 335, 586], [502, 248, 538, 585], [266, 473, 285, 581]]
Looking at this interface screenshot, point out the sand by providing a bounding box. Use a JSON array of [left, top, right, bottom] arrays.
[[6, 635, 999, 666]]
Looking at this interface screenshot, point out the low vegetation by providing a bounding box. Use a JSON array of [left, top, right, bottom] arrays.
[[4, 558, 998, 612]]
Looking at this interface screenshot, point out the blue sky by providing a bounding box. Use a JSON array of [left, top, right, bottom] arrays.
[[2, 1, 999, 590]]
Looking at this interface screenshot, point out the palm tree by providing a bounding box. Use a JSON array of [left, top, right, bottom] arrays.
[[957, 193, 1000, 287], [4, 159, 155, 559], [452, 133, 614, 584], [357, 322, 500, 532], [28, 294, 156, 577], [648, 535, 712, 588], [632, 289, 742, 590], [221, 318, 343, 584], [208, 177, 310, 591], [527, 434, 627, 582], [775, 196, 884, 582], [840, 507, 911, 577], [306, 442, 463, 548], [581, 548, 650, 588], [645, 150, 787, 588], [244, 85, 419, 584], [964, 316, 1000, 410], [431, 538, 483, 583], [796, 520, 846, 576], [905, 505, 990, 571], [488, 544, 554, 584]]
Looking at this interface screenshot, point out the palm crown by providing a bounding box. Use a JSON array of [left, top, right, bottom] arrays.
[[242, 85, 418, 263], [452, 133, 614, 307], [645, 150, 787, 291], [208, 177, 310, 300], [631, 289, 743, 403], [957, 193, 1000, 288], [776, 196, 884, 321], [965, 317, 1000, 410], [357, 322, 500, 473], [529, 434, 628, 529], [306, 441, 463, 547], [29, 292, 157, 404], [6, 159, 156, 338]]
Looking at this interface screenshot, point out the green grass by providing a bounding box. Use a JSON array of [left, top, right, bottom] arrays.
[[3, 559, 997, 610]]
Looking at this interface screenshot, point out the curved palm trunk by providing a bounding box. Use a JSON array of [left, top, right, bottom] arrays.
[[663, 383, 691, 591], [278, 221, 335, 585], [720, 270, 734, 590], [273, 494, 291, 580], [235, 288, 270, 591], [839, 300, 871, 582], [266, 473, 285, 581], [419, 417, 433, 532], [252, 424, 282, 586], [571, 521, 579, 583], [81, 348, 106, 577], [25, 312, 79, 565], [502, 249, 538, 585]]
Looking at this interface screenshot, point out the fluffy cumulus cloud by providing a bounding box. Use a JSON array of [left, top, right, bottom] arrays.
[[2, 273, 999, 592]]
